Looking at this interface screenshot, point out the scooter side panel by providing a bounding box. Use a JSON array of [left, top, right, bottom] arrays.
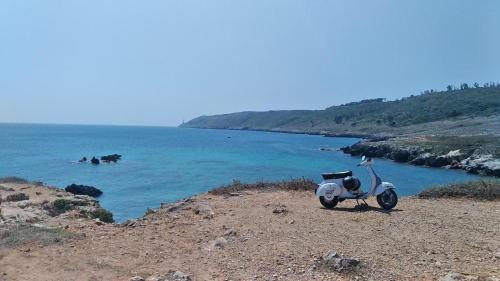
[[315, 183, 341, 199]]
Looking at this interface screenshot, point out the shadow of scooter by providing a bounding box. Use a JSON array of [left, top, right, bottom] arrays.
[[321, 203, 403, 214]]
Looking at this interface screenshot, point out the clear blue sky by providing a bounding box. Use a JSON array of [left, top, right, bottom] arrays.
[[1, 1, 499, 126]]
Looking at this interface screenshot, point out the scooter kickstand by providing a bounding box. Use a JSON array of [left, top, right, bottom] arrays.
[[355, 199, 361, 210]]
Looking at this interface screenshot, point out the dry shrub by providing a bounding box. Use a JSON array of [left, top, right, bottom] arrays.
[[418, 180, 500, 200], [0, 225, 79, 248], [209, 178, 317, 196]]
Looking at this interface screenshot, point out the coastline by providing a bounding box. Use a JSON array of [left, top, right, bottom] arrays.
[[180, 125, 372, 139], [180, 126, 500, 178], [340, 136, 500, 177]]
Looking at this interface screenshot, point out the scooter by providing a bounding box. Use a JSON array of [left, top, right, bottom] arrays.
[[315, 156, 398, 210]]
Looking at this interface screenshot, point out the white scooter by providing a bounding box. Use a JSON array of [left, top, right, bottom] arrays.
[[315, 156, 398, 210]]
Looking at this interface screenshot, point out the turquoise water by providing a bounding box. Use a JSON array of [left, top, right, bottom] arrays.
[[0, 124, 482, 221]]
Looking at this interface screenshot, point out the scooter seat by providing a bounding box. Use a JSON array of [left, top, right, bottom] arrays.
[[322, 171, 352, 180]]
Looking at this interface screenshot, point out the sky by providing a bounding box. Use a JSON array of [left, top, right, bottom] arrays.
[[1, 1, 499, 126]]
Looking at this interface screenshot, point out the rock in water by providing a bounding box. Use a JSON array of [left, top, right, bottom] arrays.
[[101, 154, 122, 163], [90, 157, 100, 165], [65, 184, 103, 197]]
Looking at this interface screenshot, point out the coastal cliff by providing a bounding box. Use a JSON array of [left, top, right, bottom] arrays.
[[1, 178, 499, 280]]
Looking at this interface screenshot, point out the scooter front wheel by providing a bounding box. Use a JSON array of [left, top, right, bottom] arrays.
[[319, 196, 339, 209], [376, 189, 398, 210]]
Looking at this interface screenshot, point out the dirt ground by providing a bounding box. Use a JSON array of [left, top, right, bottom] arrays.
[[1, 182, 499, 281]]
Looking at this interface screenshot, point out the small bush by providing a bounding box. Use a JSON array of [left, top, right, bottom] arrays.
[[49, 199, 89, 216], [418, 180, 500, 200], [88, 208, 114, 223], [209, 178, 317, 196], [5, 192, 29, 202], [0, 177, 29, 184]]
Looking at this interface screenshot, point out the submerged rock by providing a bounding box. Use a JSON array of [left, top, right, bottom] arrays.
[[65, 184, 103, 197]]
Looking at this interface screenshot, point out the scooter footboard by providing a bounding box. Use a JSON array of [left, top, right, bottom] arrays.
[[315, 183, 341, 198]]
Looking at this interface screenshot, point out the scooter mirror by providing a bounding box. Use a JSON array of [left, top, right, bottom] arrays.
[[361, 156, 366, 161]]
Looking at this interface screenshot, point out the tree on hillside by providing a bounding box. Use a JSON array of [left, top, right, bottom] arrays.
[[460, 83, 469, 90], [473, 82, 480, 88], [446, 85, 453, 91]]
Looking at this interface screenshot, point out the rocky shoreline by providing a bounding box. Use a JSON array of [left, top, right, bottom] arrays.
[[0, 178, 113, 226], [340, 137, 500, 177]]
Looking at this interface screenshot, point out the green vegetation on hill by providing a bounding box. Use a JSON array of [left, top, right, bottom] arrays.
[[181, 85, 500, 136]]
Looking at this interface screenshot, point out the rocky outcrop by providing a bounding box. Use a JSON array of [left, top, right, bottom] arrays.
[[341, 139, 500, 177], [0, 181, 112, 225], [131, 271, 192, 281], [101, 154, 122, 163], [461, 152, 500, 177], [272, 204, 287, 214], [319, 250, 361, 272], [80, 154, 121, 164], [439, 272, 500, 281], [65, 184, 103, 197]]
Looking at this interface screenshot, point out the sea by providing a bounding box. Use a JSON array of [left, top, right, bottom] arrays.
[[0, 123, 482, 221]]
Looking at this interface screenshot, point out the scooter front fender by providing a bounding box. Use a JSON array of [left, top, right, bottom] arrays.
[[374, 182, 395, 196], [315, 183, 341, 199]]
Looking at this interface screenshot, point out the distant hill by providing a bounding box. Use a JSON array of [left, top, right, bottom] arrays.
[[181, 86, 500, 137]]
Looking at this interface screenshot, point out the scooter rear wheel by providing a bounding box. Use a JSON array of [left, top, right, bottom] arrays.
[[319, 196, 339, 209], [376, 189, 398, 210]]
